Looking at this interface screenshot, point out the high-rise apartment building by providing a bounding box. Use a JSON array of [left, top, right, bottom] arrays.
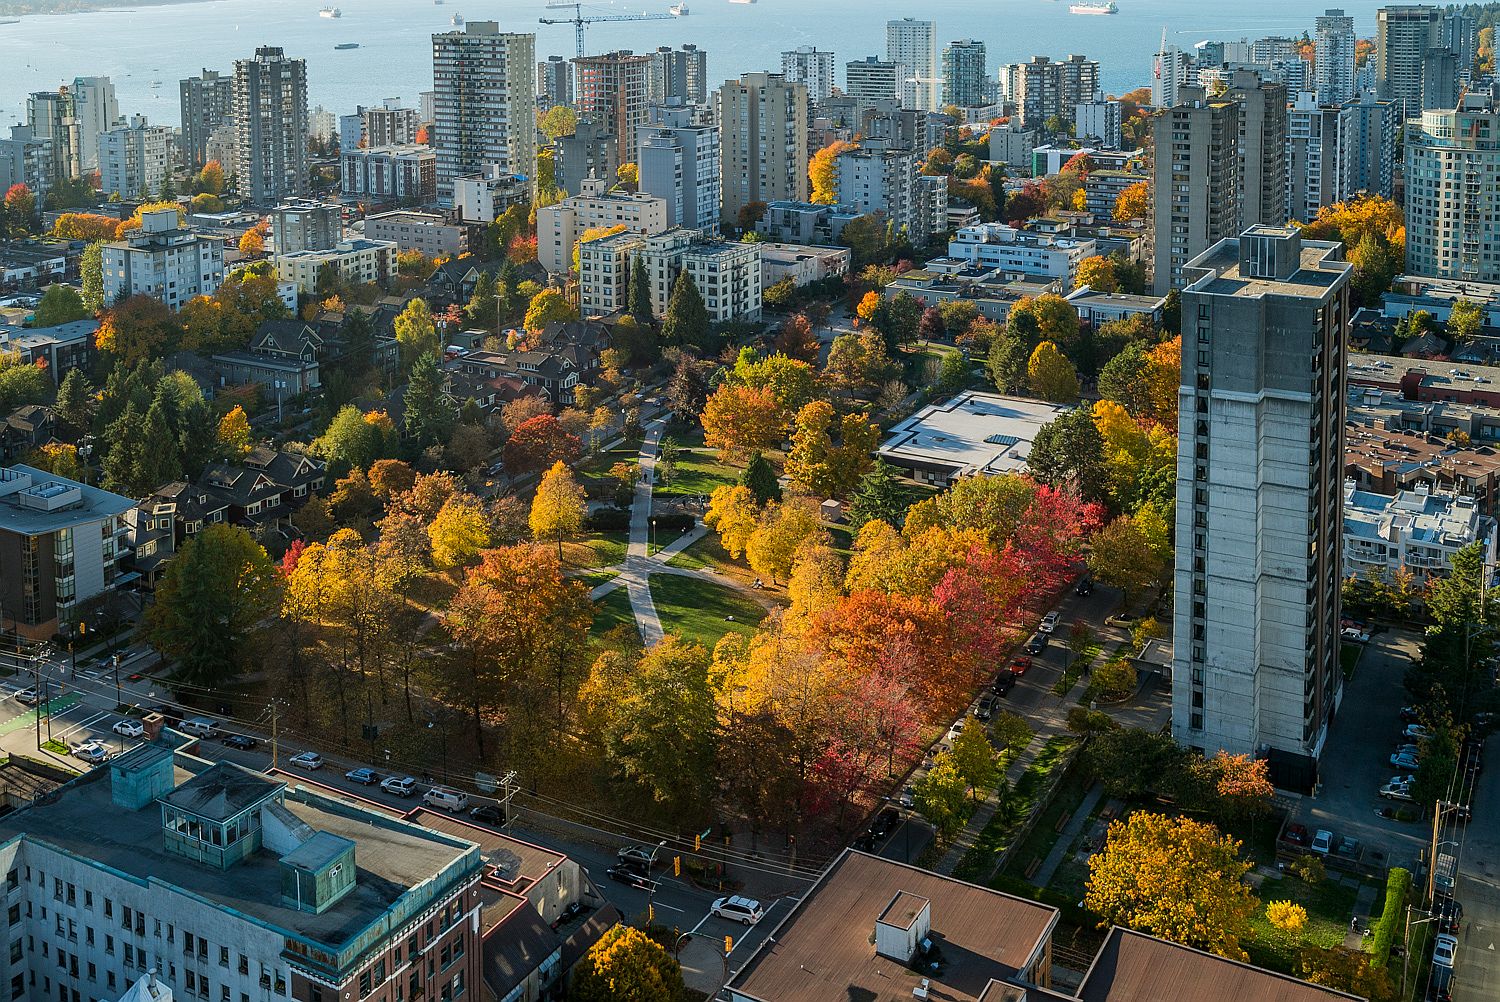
[[0, 746, 486, 1002], [432, 23, 536, 200], [1152, 86, 1240, 294], [1344, 92, 1399, 198], [538, 54, 574, 109], [1074, 99, 1122, 149], [1405, 92, 1500, 282], [1286, 94, 1355, 224], [98, 116, 171, 199], [1422, 47, 1460, 110], [575, 51, 653, 172], [26, 89, 80, 183], [0, 128, 53, 205], [179, 69, 233, 169], [1441, 8, 1479, 69], [941, 39, 987, 108], [846, 57, 909, 108], [1226, 70, 1289, 228], [1173, 225, 1351, 787], [1001, 54, 1100, 129], [832, 139, 942, 244], [781, 47, 837, 104], [232, 46, 309, 205], [554, 119, 616, 200], [69, 77, 118, 174], [718, 72, 808, 227], [639, 102, 721, 234], [1376, 5, 1443, 121], [338, 101, 421, 155], [887, 18, 939, 112], [648, 44, 708, 105], [270, 198, 343, 254], [1152, 44, 1190, 108], [1315, 9, 1357, 105]]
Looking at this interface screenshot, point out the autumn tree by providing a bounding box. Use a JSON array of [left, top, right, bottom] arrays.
[[701, 384, 783, 464], [25, 442, 87, 482], [809, 140, 856, 204], [143, 525, 280, 687], [96, 295, 181, 365], [1113, 180, 1150, 222], [237, 220, 268, 257], [1088, 514, 1168, 602], [1448, 297, 1482, 343], [825, 330, 897, 398], [1027, 340, 1080, 402], [4, 184, 35, 230], [530, 461, 585, 555], [368, 458, 417, 499], [949, 722, 999, 801], [216, 404, 252, 457], [1075, 255, 1120, 293], [523, 287, 578, 332], [428, 493, 492, 570], [502, 414, 583, 474], [1085, 812, 1259, 959], [746, 497, 825, 584], [393, 298, 438, 371], [537, 104, 578, 142], [570, 924, 685, 1002], [775, 313, 820, 362], [705, 485, 760, 558], [784, 400, 879, 498], [913, 754, 970, 838]]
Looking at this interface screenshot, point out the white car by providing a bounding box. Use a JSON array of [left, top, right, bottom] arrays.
[[1340, 627, 1371, 643], [1310, 829, 1334, 855], [1403, 724, 1432, 741], [112, 719, 144, 738], [1039, 612, 1060, 634], [1390, 751, 1421, 770], [381, 775, 417, 797], [711, 895, 765, 925], [1432, 933, 1458, 968], [68, 741, 108, 764], [1378, 782, 1414, 802], [288, 751, 324, 770]]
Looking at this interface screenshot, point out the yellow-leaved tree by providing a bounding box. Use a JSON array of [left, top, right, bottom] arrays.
[[1027, 341, 1079, 403], [704, 485, 760, 559], [809, 140, 856, 204], [1266, 900, 1308, 933], [530, 460, 586, 556], [427, 493, 492, 571], [1113, 180, 1150, 223], [217, 405, 252, 457], [1075, 255, 1119, 293]]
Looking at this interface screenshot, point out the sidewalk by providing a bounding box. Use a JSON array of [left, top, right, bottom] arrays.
[[1029, 781, 1106, 888]]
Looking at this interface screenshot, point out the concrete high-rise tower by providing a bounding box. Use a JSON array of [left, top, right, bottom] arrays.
[[718, 72, 808, 228], [232, 46, 309, 204], [1226, 70, 1289, 228], [941, 39, 987, 108], [1152, 85, 1241, 294], [69, 77, 118, 174], [1405, 92, 1500, 283], [1376, 5, 1443, 121], [180, 69, 234, 169], [575, 51, 653, 172], [538, 55, 574, 109], [887, 18, 939, 112], [781, 47, 837, 104], [431, 23, 536, 200], [639, 102, 721, 234], [1314, 9, 1356, 105], [1173, 225, 1351, 789]]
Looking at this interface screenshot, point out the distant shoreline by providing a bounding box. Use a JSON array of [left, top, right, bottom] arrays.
[[0, 0, 222, 16]]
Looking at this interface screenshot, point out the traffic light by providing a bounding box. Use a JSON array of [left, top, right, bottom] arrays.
[[724, 936, 733, 955], [673, 855, 681, 876]]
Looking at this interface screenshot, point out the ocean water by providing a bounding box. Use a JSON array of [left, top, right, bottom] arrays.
[[0, 0, 1389, 127]]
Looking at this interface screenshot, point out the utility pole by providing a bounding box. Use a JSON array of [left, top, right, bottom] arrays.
[[499, 770, 519, 826], [1427, 804, 1442, 905], [270, 700, 281, 769]]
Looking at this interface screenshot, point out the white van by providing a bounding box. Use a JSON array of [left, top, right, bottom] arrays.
[[423, 786, 468, 812], [180, 717, 222, 738]]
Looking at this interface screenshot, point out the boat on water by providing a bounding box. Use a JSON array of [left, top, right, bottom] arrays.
[[1069, 1, 1117, 12], [450, 13, 463, 26], [335, 42, 359, 49], [728, 0, 755, 5], [319, 7, 342, 18], [669, 3, 688, 14]]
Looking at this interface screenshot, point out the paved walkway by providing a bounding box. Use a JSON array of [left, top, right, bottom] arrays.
[[1029, 781, 1106, 888]]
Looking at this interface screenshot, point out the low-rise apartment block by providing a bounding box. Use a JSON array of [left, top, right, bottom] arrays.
[[759, 243, 850, 289], [579, 227, 762, 323], [365, 211, 468, 258], [451, 168, 530, 225], [753, 201, 861, 245], [275, 238, 397, 295], [535, 177, 669, 275], [340, 145, 438, 204], [937, 222, 1096, 290], [1344, 481, 1495, 581], [101, 209, 225, 311], [269, 198, 343, 255]]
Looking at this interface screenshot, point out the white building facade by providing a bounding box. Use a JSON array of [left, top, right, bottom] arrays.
[[97, 117, 171, 199], [101, 209, 225, 311]]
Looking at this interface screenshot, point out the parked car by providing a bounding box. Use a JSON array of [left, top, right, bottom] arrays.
[[618, 845, 656, 867], [1391, 751, 1421, 770], [69, 740, 107, 764], [945, 721, 965, 743], [974, 696, 995, 721], [898, 786, 915, 809], [113, 719, 144, 738], [605, 864, 654, 889], [1335, 837, 1362, 860], [550, 902, 585, 931], [1436, 899, 1463, 935], [1341, 627, 1371, 643], [1404, 724, 1432, 741], [1075, 577, 1093, 596], [14, 689, 37, 706], [381, 775, 417, 797], [288, 751, 324, 770], [1025, 633, 1048, 655], [1388, 774, 1417, 788], [1281, 823, 1310, 847], [1379, 782, 1414, 801], [851, 830, 879, 851], [345, 768, 380, 785], [870, 808, 900, 838], [993, 673, 1016, 697], [1039, 612, 1060, 634], [222, 734, 258, 750], [423, 786, 468, 812], [1432, 933, 1458, 969], [469, 803, 506, 825], [1310, 829, 1334, 855], [711, 895, 765, 925], [1399, 706, 1422, 724], [1009, 656, 1032, 676]]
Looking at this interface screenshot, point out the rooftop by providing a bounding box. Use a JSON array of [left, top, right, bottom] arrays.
[[1077, 927, 1364, 1002], [879, 390, 1071, 477], [160, 761, 283, 821], [406, 808, 565, 894], [1183, 228, 1350, 300], [728, 850, 1057, 1002], [1343, 482, 1485, 547], [0, 751, 480, 952], [0, 464, 133, 536]]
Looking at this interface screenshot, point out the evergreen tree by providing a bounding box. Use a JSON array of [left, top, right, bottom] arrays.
[[80, 241, 105, 314], [403, 353, 456, 451], [739, 452, 782, 505], [101, 402, 143, 493], [342, 309, 375, 373], [135, 397, 185, 494], [629, 255, 653, 324], [846, 459, 912, 530], [496, 259, 520, 322], [53, 368, 94, 440], [661, 271, 710, 351], [466, 270, 497, 329]]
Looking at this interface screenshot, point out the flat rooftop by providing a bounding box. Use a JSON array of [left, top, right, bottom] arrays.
[[0, 465, 134, 536], [406, 808, 566, 894], [0, 755, 479, 949], [879, 390, 1070, 476], [1185, 235, 1349, 300], [728, 850, 1058, 1002], [1078, 927, 1363, 1002]]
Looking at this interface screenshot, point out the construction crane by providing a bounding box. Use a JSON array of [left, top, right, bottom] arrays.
[[539, 2, 673, 60]]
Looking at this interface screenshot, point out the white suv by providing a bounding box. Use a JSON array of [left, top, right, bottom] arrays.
[[381, 775, 417, 797], [711, 895, 764, 925]]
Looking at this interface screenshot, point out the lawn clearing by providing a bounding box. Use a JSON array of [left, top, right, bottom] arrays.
[[589, 587, 637, 642], [650, 575, 770, 648], [1245, 875, 1360, 974]]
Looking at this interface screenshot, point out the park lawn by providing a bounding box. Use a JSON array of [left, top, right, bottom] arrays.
[[575, 569, 619, 590], [954, 735, 1079, 883], [405, 572, 459, 612], [589, 587, 637, 642], [1001, 768, 1094, 882], [655, 448, 740, 500], [1245, 875, 1360, 974], [650, 575, 771, 648], [562, 530, 629, 570]]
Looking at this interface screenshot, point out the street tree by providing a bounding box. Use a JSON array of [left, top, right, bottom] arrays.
[[570, 924, 685, 1002]]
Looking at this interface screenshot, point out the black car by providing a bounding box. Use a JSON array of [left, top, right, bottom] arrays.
[[1435, 899, 1463, 934], [992, 673, 1015, 697], [851, 831, 879, 851], [1075, 577, 1093, 596], [1025, 633, 1048, 655], [469, 804, 506, 825], [870, 808, 900, 839], [605, 864, 654, 889], [222, 734, 259, 750], [550, 902, 585, 931]]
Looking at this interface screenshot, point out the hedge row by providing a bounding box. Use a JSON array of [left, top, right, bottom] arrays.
[[1370, 866, 1410, 968]]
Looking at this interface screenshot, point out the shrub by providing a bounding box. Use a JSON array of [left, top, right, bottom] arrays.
[[585, 508, 630, 531], [1091, 657, 1138, 700], [1370, 868, 1410, 968], [1289, 854, 1326, 884]]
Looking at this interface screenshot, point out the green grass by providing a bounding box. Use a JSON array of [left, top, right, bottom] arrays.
[[655, 448, 740, 500], [650, 575, 769, 648], [576, 569, 620, 590], [953, 735, 1079, 882], [1245, 875, 1360, 974], [666, 533, 728, 572], [589, 587, 637, 641], [1002, 769, 1094, 881], [1050, 643, 1102, 696], [566, 530, 629, 569]]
